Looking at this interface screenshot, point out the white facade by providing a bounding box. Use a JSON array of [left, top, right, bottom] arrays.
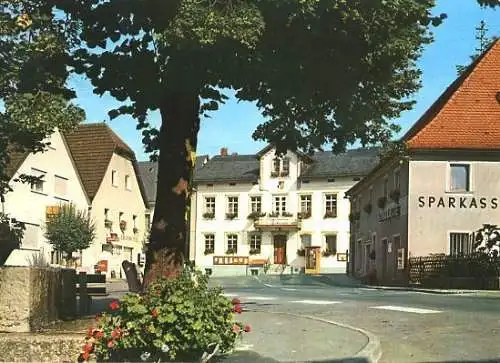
[[192, 147, 362, 276], [3, 130, 89, 266]]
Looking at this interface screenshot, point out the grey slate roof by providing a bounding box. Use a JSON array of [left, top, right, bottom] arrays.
[[300, 147, 380, 179], [194, 154, 259, 183], [138, 155, 209, 204]]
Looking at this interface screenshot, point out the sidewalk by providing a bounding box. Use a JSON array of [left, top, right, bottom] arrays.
[[218, 311, 379, 363]]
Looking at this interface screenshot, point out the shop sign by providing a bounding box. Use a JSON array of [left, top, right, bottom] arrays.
[[378, 205, 401, 222], [213, 256, 249, 265], [418, 196, 498, 209]]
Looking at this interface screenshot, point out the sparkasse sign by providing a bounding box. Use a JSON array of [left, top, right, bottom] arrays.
[[418, 196, 499, 209]]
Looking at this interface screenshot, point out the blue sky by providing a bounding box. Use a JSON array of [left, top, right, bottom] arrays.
[[70, 0, 499, 162]]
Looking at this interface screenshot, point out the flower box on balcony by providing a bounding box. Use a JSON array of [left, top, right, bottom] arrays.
[[390, 189, 401, 203], [268, 212, 279, 218], [270, 171, 279, 178], [280, 171, 289, 177], [132, 227, 139, 234], [104, 219, 113, 229], [298, 211, 311, 219], [204, 249, 214, 255], [281, 212, 293, 217], [225, 213, 238, 220], [322, 249, 335, 257], [323, 211, 336, 219], [119, 220, 127, 231], [247, 211, 265, 220], [225, 248, 237, 255], [249, 248, 260, 255], [203, 212, 215, 219]]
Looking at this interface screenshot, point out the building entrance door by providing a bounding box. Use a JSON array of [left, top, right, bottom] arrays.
[[273, 235, 287, 264], [305, 247, 321, 274]]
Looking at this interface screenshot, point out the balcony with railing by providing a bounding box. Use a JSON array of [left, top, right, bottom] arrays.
[[253, 212, 301, 230]]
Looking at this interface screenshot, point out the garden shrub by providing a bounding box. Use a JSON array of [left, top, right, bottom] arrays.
[[78, 269, 250, 362]]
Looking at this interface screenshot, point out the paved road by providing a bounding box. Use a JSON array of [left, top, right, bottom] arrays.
[[209, 275, 500, 363]]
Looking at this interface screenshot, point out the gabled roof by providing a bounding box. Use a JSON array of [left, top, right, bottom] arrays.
[[138, 155, 209, 204], [403, 39, 500, 149], [63, 123, 147, 204], [300, 148, 380, 179], [4, 146, 30, 180], [194, 154, 259, 183], [255, 144, 314, 162]]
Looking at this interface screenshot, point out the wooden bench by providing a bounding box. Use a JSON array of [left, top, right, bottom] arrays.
[[77, 272, 107, 315]]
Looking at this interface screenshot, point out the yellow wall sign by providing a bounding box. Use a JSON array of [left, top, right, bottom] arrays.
[[213, 256, 249, 265], [45, 206, 61, 221]]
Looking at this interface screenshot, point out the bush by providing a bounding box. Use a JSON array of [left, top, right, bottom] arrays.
[[0, 213, 25, 265], [78, 269, 250, 362]]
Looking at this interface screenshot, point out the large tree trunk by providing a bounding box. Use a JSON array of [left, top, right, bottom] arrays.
[[142, 90, 200, 290]]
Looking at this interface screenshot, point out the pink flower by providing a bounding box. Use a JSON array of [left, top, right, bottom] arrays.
[[244, 325, 251, 333], [86, 327, 94, 337], [232, 324, 241, 333], [109, 300, 120, 311], [231, 298, 240, 305], [233, 304, 242, 313], [81, 351, 90, 361], [95, 331, 104, 339], [111, 328, 122, 339], [107, 340, 115, 348], [152, 308, 159, 318], [82, 343, 94, 353]]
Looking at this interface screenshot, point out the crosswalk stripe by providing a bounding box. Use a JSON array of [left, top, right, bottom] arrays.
[[291, 300, 342, 305], [244, 296, 276, 301], [282, 288, 297, 291], [223, 293, 238, 297], [370, 305, 442, 314]]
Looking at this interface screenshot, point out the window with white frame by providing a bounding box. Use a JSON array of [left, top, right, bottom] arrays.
[[125, 175, 132, 190], [111, 170, 118, 186], [272, 158, 280, 175], [227, 196, 238, 216], [54, 175, 68, 198], [22, 223, 39, 249], [205, 197, 216, 214], [30, 168, 46, 193], [204, 234, 215, 254], [271, 157, 290, 177], [450, 232, 471, 256], [325, 235, 337, 254], [300, 195, 312, 213], [301, 234, 312, 247], [226, 234, 238, 254], [324, 194, 337, 218], [249, 234, 262, 253], [250, 196, 262, 213], [450, 164, 470, 192], [273, 195, 287, 215]]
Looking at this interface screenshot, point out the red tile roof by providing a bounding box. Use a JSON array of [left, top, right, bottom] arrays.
[[404, 39, 500, 149]]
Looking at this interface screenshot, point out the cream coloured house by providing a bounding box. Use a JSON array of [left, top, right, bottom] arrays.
[[190, 145, 379, 276], [64, 123, 148, 278], [3, 129, 89, 265]]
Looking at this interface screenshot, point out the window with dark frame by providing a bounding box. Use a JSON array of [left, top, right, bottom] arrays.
[[30, 168, 46, 193], [250, 234, 262, 253], [325, 235, 337, 254], [281, 157, 290, 176], [300, 195, 312, 213]]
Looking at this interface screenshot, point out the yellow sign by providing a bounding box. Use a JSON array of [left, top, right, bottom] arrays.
[[45, 206, 60, 221]]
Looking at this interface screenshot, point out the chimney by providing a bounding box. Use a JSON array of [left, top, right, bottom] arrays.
[[220, 147, 228, 156]]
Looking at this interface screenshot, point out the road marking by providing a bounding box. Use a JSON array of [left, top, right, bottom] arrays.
[[291, 300, 342, 305], [245, 296, 276, 301], [282, 288, 297, 291], [370, 305, 442, 314], [223, 293, 238, 297], [235, 343, 254, 351], [263, 283, 275, 288]]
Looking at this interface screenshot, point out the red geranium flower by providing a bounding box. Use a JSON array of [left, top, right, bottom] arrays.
[[83, 343, 94, 353], [152, 308, 159, 318], [86, 327, 94, 337], [232, 324, 241, 333], [107, 340, 115, 348], [231, 298, 240, 305], [81, 351, 90, 361], [233, 304, 242, 313], [111, 328, 122, 339], [95, 331, 104, 339], [109, 300, 120, 310], [244, 325, 251, 333]]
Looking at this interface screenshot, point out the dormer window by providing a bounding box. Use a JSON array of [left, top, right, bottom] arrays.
[[271, 157, 290, 177]]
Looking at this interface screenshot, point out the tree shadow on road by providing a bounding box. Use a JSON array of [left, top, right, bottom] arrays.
[[422, 360, 500, 363], [216, 351, 370, 363]]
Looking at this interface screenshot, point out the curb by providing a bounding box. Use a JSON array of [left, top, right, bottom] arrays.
[[360, 285, 498, 295], [245, 309, 382, 363]]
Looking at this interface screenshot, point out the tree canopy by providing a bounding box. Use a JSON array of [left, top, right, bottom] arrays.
[[0, 0, 84, 197]]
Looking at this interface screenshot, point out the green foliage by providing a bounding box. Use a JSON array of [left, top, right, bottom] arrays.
[[44, 203, 95, 260], [79, 270, 249, 362], [0, 213, 25, 265], [0, 0, 84, 197], [58, 0, 445, 156]]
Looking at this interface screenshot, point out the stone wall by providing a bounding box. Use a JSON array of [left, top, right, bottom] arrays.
[[0, 267, 76, 332]]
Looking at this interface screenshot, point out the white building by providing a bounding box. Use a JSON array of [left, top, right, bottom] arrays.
[[64, 123, 148, 278], [190, 145, 379, 276], [3, 129, 89, 265]]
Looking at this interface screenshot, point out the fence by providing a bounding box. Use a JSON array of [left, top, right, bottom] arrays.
[[409, 254, 500, 289]]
